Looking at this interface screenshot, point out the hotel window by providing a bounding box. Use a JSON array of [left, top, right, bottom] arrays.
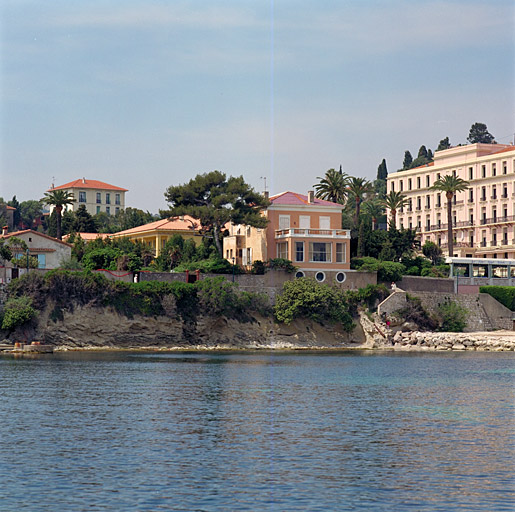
[[437, 173, 440, 181], [295, 242, 304, 262], [436, 194, 441, 207], [96, 192, 101, 204], [436, 214, 441, 227], [502, 184, 508, 198], [417, 217, 421, 229], [469, 167, 473, 180], [468, 189, 473, 202], [425, 217, 430, 231], [469, 210, 473, 224], [319, 216, 330, 230], [492, 186, 497, 200], [426, 176, 430, 187], [416, 197, 421, 210], [502, 161, 507, 174], [481, 187, 486, 201], [79, 191, 86, 203], [336, 243, 346, 263], [115, 194, 121, 205], [408, 179, 412, 191], [279, 215, 290, 230], [408, 199, 412, 212], [492, 163, 496, 176], [408, 218, 413, 229], [391, 182, 395, 192], [399, 180, 403, 191], [426, 195, 430, 209], [309, 242, 331, 262], [417, 177, 421, 189], [115, 207, 120, 215], [503, 205, 508, 218], [492, 208, 497, 221], [106, 193, 111, 204], [106, 207, 110, 215], [277, 242, 288, 259], [452, 170, 456, 177], [481, 208, 486, 223], [481, 165, 486, 178]]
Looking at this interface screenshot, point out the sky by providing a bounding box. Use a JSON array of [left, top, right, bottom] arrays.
[[1, 0, 514, 213]]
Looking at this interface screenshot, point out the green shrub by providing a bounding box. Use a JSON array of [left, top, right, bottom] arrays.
[[479, 286, 515, 311], [437, 299, 468, 332], [195, 277, 271, 319], [174, 257, 240, 274], [1, 296, 37, 330], [251, 260, 266, 275], [351, 256, 405, 282], [398, 294, 439, 331], [267, 258, 297, 273], [274, 278, 354, 331]]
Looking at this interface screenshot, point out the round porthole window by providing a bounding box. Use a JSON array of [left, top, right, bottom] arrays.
[[335, 272, 346, 283], [295, 271, 305, 278], [315, 271, 325, 282]]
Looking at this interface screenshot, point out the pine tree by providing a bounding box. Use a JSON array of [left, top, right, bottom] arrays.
[[377, 159, 388, 180], [402, 151, 413, 170]]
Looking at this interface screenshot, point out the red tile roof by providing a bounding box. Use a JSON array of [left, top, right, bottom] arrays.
[[62, 232, 111, 242], [270, 191, 343, 208], [49, 179, 128, 192], [0, 229, 72, 247], [490, 145, 515, 156], [112, 215, 201, 236]]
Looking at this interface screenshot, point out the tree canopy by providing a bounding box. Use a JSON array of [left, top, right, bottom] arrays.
[[162, 171, 269, 256], [467, 122, 495, 144], [313, 168, 348, 204]]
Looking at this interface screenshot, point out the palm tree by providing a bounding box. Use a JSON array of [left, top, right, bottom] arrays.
[[361, 198, 385, 231], [430, 175, 469, 257], [42, 189, 75, 240], [313, 168, 348, 204], [347, 177, 373, 224], [382, 191, 408, 230]]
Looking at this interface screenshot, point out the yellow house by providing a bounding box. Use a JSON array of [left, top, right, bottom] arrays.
[[110, 216, 203, 257]]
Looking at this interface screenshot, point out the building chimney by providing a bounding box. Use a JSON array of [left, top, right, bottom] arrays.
[[308, 190, 315, 203], [264, 191, 269, 200], [2, 226, 8, 236], [82, 177, 86, 184]]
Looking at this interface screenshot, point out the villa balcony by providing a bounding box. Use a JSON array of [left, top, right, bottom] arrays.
[[480, 215, 515, 226], [275, 228, 351, 239]]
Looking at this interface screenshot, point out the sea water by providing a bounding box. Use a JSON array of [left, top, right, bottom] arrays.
[[0, 350, 513, 511]]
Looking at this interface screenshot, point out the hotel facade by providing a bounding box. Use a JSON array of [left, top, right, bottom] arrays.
[[386, 143, 515, 259]]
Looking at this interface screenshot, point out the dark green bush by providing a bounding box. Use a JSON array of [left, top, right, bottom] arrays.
[[267, 258, 297, 273], [174, 257, 241, 274], [1, 296, 37, 330], [437, 299, 468, 332], [479, 286, 515, 311], [351, 256, 405, 282], [274, 278, 354, 331]]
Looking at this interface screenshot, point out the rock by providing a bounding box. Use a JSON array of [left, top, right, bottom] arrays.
[[452, 343, 466, 350]]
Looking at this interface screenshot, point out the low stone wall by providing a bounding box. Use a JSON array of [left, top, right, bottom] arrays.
[[377, 291, 406, 317], [479, 293, 514, 330], [390, 330, 515, 351], [411, 291, 493, 332], [396, 276, 454, 293]]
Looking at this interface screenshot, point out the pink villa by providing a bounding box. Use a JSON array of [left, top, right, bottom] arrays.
[[224, 191, 351, 283], [386, 143, 515, 259]]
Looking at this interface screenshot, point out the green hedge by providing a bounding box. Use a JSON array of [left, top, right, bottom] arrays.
[[479, 286, 515, 311]]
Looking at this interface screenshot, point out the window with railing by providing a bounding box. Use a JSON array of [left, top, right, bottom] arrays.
[[468, 190, 473, 202], [481, 187, 486, 201], [491, 186, 497, 200]]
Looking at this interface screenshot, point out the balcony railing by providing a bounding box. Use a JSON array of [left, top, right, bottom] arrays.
[[275, 228, 350, 239], [480, 215, 515, 225]]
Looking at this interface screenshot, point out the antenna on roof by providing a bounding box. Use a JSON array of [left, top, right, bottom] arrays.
[[51, 176, 55, 189], [260, 176, 267, 194]]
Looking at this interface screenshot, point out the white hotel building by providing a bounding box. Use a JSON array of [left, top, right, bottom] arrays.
[[386, 143, 515, 259]]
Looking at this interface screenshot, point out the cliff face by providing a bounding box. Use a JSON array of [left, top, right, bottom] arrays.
[[12, 303, 366, 350]]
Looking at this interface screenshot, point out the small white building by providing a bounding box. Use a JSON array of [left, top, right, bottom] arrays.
[[0, 229, 71, 282]]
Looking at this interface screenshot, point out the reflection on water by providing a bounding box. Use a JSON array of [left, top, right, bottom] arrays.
[[0, 351, 513, 511]]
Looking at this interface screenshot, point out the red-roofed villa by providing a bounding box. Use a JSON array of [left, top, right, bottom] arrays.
[[47, 178, 128, 216], [224, 190, 351, 283]]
